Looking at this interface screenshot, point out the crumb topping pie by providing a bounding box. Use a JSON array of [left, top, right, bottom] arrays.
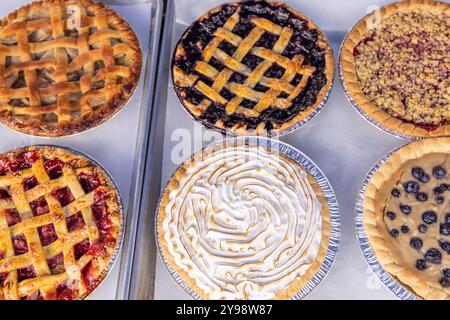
[[172, 0, 334, 135], [0, 146, 122, 300], [0, 0, 142, 137], [157, 142, 331, 299], [363, 138, 450, 300], [341, 0, 450, 138]]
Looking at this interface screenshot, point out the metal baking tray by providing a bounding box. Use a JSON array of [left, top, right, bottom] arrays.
[[138, 0, 414, 300], [0, 0, 164, 300]]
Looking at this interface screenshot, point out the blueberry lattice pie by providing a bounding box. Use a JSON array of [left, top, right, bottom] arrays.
[[0, 146, 122, 300], [363, 138, 450, 299], [172, 0, 334, 135], [0, 0, 142, 137], [341, 0, 450, 138]]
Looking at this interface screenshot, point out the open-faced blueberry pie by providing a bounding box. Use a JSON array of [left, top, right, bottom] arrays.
[[172, 0, 334, 135], [0, 146, 122, 300], [363, 138, 450, 299], [0, 0, 142, 137], [157, 142, 331, 299], [341, 0, 450, 138]]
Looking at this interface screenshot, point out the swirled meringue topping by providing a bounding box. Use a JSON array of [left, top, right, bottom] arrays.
[[162, 144, 322, 299]]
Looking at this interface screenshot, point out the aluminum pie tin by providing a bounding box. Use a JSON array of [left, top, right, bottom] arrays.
[[155, 136, 340, 300], [355, 143, 420, 300], [0, 144, 125, 300], [170, 4, 335, 139], [338, 13, 420, 142]]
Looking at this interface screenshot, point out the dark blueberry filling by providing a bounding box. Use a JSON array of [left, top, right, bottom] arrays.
[[446, 213, 450, 224], [400, 225, 409, 233], [422, 210, 437, 224], [418, 224, 428, 233], [409, 237, 423, 250], [443, 268, 450, 278], [415, 259, 427, 271], [424, 248, 441, 264], [432, 166, 447, 179], [440, 277, 449, 288], [433, 184, 447, 195], [403, 181, 419, 194], [173, 0, 327, 131], [400, 204, 412, 215], [435, 195, 445, 205], [439, 240, 450, 254], [412, 167, 425, 180], [386, 211, 396, 220], [440, 223, 450, 236], [415, 192, 428, 202], [391, 188, 401, 198], [390, 229, 399, 237], [420, 174, 430, 183]]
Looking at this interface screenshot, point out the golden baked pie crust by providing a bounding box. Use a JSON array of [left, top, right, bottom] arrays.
[[341, 0, 450, 138]]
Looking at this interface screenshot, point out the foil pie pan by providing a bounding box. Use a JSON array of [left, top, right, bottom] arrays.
[[155, 136, 341, 300], [338, 12, 421, 142], [355, 144, 419, 300], [0, 144, 125, 300]]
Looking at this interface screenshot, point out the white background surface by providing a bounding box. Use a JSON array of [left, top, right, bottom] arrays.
[[0, 0, 151, 300], [154, 0, 425, 300]]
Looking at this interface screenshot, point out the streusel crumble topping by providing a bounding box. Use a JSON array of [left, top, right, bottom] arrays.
[[354, 11, 449, 130]]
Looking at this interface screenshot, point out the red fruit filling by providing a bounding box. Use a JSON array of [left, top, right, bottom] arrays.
[[44, 158, 65, 180], [9, 151, 40, 172], [0, 157, 8, 176], [22, 176, 39, 191], [57, 284, 75, 300], [37, 224, 58, 246], [66, 212, 86, 232], [5, 208, 21, 226], [0, 253, 6, 286], [47, 252, 65, 275], [0, 188, 10, 199], [12, 234, 28, 255], [81, 261, 100, 292], [17, 265, 36, 282], [78, 172, 101, 194], [52, 187, 75, 206], [30, 196, 50, 216], [74, 239, 90, 260]]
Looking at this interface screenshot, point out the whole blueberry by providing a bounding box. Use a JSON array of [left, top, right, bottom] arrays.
[[386, 211, 396, 220], [422, 211, 437, 224], [390, 229, 399, 237], [400, 204, 412, 215], [435, 195, 445, 205], [415, 259, 427, 271], [443, 268, 450, 278], [440, 223, 450, 236], [400, 225, 410, 233], [403, 181, 420, 194], [446, 213, 450, 224], [418, 224, 428, 233], [420, 174, 430, 183], [412, 167, 425, 179], [439, 277, 449, 288], [409, 237, 423, 250], [432, 166, 447, 179], [433, 185, 446, 195], [415, 192, 428, 202], [391, 188, 401, 198], [439, 240, 450, 254], [424, 248, 442, 264]]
